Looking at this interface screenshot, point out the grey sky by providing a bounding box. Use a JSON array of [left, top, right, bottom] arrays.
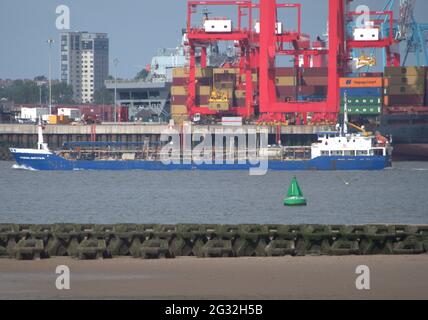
[[1, 0, 427, 80]]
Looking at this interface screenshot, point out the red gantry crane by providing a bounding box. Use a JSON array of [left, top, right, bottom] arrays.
[[183, 0, 401, 125], [187, 0, 255, 118], [257, 0, 349, 124]]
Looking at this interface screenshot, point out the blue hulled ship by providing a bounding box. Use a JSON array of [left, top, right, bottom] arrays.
[[10, 119, 392, 172]]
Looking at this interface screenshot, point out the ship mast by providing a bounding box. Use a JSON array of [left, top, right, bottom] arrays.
[[37, 117, 48, 151], [342, 91, 348, 136]]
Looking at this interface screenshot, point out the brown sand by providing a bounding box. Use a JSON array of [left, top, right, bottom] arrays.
[[0, 256, 427, 300]]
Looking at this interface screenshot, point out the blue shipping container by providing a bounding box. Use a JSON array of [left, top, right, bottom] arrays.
[[297, 95, 326, 101], [340, 87, 383, 97]]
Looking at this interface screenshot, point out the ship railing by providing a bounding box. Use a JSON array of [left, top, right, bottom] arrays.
[[283, 146, 312, 161]]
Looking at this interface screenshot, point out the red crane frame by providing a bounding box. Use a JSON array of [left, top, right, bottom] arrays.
[[186, 0, 255, 118], [257, 0, 349, 124], [183, 0, 398, 124], [346, 10, 400, 67]]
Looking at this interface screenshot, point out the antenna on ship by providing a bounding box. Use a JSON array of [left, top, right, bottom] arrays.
[[342, 91, 348, 136], [202, 7, 211, 20]]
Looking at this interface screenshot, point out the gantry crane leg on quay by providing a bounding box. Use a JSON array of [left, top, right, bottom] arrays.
[[182, 0, 425, 126]]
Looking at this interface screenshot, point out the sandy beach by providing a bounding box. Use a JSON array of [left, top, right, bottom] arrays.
[[0, 255, 427, 300]]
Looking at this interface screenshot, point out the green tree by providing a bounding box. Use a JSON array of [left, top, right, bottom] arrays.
[[34, 75, 48, 82], [0, 80, 75, 104], [7, 80, 39, 104], [52, 82, 74, 104], [94, 86, 114, 104]]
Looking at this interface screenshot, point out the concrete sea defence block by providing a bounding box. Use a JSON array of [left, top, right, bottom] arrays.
[[1, 224, 428, 260]]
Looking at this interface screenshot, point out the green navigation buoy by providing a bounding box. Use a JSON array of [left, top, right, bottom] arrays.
[[284, 177, 307, 206]]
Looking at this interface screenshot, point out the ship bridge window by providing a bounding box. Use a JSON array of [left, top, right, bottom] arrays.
[[356, 150, 368, 156], [132, 92, 148, 99], [331, 150, 343, 156], [149, 91, 160, 98], [371, 149, 384, 156], [344, 150, 356, 156], [321, 151, 330, 156]]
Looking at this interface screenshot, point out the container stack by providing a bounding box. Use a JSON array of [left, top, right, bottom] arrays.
[[275, 67, 328, 102], [426, 67, 428, 106], [275, 67, 297, 102], [171, 67, 213, 124], [234, 90, 247, 109], [210, 68, 238, 111], [237, 70, 258, 108], [384, 67, 426, 107], [339, 77, 383, 115], [298, 67, 328, 101]]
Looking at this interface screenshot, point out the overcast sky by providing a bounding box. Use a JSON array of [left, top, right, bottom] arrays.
[[1, 0, 427, 80]]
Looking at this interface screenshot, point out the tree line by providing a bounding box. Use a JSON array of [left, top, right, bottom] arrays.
[[0, 76, 114, 105], [0, 67, 149, 105]]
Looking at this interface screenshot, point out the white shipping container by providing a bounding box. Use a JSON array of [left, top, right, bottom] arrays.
[[58, 108, 81, 120], [255, 22, 283, 35], [204, 20, 232, 33], [222, 117, 243, 126], [21, 107, 50, 120], [353, 27, 380, 41]]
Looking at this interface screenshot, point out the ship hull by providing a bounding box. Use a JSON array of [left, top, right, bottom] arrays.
[[392, 144, 428, 161], [10, 149, 391, 171], [376, 114, 428, 160]]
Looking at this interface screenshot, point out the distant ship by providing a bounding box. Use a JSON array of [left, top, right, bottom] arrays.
[[9, 106, 393, 171], [376, 114, 428, 160]]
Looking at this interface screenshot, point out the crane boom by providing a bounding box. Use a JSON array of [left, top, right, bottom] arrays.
[[397, 0, 416, 40]]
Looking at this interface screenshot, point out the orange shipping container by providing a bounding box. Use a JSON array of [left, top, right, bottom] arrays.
[[339, 77, 383, 88], [48, 115, 58, 124]]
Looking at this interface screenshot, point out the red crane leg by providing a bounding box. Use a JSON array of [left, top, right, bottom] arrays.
[[201, 47, 207, 68], [187, 45, 197, 116], [327, 0, 344, 115], [245, 49, 254, 117], [259, 0, 277, 114]]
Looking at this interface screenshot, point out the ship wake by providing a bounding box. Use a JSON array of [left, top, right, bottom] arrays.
[[12, 164, 38, 171]]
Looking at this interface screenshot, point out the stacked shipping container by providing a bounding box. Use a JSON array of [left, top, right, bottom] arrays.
[[171, 67, 251, 121], [384, 67, 426, 107], [299, 67, 328, 101], [210, 68, 237, 111], [275, 67, 296, 102], [339, 77, 383, 115], [170, 65, 428, 122], [171, 67, 214, 123], [275, 67, 328, 102]]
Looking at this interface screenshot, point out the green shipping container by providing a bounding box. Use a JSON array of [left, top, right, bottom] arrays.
[[340, 105, 382, 115], [340, 97, 382, 107]]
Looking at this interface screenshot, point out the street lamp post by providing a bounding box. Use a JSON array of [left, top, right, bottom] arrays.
[[113, 58, 119, 123], [36, 82, 43, 106], [47, 38, 54, 115]]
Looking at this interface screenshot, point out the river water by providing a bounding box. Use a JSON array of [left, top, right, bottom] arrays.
[[0, 161, 427, 225]]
